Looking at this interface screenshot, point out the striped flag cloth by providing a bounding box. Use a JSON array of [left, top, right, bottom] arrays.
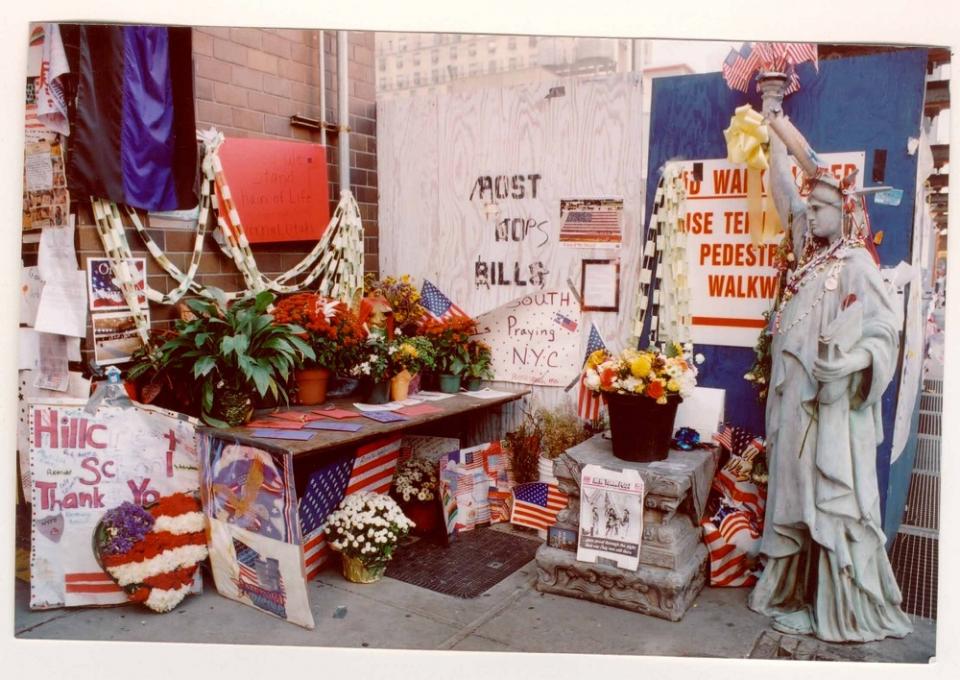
[[577, 323, 606, 422], [420, 280, 469, 322], [346, 436, 402, 496], [233, 538, 287, 619], [299, 452, 354, 580], [721, 42, 761, 92], [510, 482, 568, 531]]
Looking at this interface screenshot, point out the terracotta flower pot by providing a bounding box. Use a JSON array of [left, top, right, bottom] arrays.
[[438, 373, 462, 394], [390, 369, 412, 402], [603, 392, 682, 462], [295, 367, 331, 405], [341, 554, 386, 583]]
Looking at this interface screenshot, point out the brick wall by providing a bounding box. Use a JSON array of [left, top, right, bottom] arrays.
[[67, 27, 379, 366]]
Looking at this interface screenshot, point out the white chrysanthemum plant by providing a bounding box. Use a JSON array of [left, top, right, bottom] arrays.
[[322, 492, 414, 567], [391, 457, 439, 503]]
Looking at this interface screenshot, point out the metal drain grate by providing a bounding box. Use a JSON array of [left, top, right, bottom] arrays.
[[917, 411, 941, 437], [913, 435, 941, 474], [902, 470, 940, 531], [923, 378, 943, 394], [919, 393, 942, 412], [889, 532, 939, 620]]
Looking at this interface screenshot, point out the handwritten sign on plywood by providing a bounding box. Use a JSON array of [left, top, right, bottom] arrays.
[[217, 138, 330, 244]]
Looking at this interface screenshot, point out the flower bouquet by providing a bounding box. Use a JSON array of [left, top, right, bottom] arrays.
[[322, 492, 415, 583], [387, 332, 436, 400], [390, 457, 440, 535], [363, 274, 426, 335], [92, 493, 208, 612], [272, 292, 367, 404], [350, 328, 392, 403], [583, 343, 698, 461]]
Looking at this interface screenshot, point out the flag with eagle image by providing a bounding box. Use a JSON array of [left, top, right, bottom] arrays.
[[93, 492, 207, 612]]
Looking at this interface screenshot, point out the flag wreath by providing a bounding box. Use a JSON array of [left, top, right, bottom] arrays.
[[93, 493, 207, 612]]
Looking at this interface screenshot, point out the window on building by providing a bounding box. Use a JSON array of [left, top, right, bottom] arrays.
[[488, 39, 497, 54], [379, 59, 386, 71], [447, 64, 458, 79], [508, 37, 517, 50], [397, 58, 404, 70], [434, 34, 443, 46], [488, 59, 497, 73], [469, 63, 480, 76], [529, 36, 538, 47], [399, 37, 407, 51], [450, 46, 458, 59], [414, 72, 422, 86], [398, 75, 407, 88], [469, 46, 477, 57], [413, 55, 421, 67], [508, 57, 517, 70], [431, 50, 439, 64]]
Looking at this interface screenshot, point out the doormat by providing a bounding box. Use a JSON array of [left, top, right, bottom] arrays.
[[385, 526, 541, 598]]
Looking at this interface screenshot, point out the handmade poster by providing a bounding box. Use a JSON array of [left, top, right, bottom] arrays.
[[558, 198, 623, 248], [580, 259, 620, 312], [20, 266, 44, 326], [671, 153, 864, 347], [17, 372, 91, 498], [474, 440, 515, 523], [577, 464, 644, 571], [34, 270, 87, 338], [216, 137, 330, 243], [23, 140, 69, 230], [28, 398, 200, 609], [439, 446, 494, 534], [473, 291, 582, 386], [87, 257, 147, 310], [92, 311, 147, 365], [38, 218, 76, 282], [199, 434, 314, 629]]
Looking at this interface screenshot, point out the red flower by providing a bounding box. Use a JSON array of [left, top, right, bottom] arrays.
[[645, 380, 665, 400], [600, 366, 617, 390]]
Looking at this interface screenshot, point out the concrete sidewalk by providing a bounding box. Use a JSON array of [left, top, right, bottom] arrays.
[[13, 557, 936, 662]]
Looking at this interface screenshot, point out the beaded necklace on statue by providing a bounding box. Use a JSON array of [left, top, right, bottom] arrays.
[[773, 236, 862, 334]]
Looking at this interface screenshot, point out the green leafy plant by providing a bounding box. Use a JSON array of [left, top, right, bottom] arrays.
[[451, 339, 493, 379], [388, 333, 436, 375], [152, 288, 315, 426], [350, 328, 391, 382], [127, 329, 199, 416]]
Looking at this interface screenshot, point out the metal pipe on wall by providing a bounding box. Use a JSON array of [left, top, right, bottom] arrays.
[[318, 30, 326, 148], [337, 30, 350, 194]]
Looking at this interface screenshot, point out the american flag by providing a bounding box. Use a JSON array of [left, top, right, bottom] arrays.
[[420, 280, 468, 322], [552, 312, 578, 332], [701, 501, 763, 587], [559, 208, 622, 244], [299, 453, 354, 580], [89, 259, 145, 309], [577, 323, 606, 422], [712, 425, 763, 458], [346, 436, 402, 496], [722, 42, 761, 92], [438, 448, 492, 533], [510, 482, 568, 531]]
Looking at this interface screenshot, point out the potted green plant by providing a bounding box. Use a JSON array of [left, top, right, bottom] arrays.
[[350, 328, 391, 404], [387, 333, 436, 401], [453, 339, 493, 391], [271, 292, 366, 405], [153, 288, 315, 427], [127, 329, 198, 416], [422, 315, 477, 393]]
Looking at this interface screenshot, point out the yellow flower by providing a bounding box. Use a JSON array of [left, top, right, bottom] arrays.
[[586, 349, 607, 369], [629, 354, 652, 378], [656, 396, 668, 405], [667, 379, 680, 392]]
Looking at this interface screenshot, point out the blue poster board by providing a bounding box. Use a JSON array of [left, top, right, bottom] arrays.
[[644, 49, 927, 535]]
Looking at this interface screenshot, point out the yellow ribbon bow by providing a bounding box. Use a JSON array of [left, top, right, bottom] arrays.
[[723, 104, 782, 245]]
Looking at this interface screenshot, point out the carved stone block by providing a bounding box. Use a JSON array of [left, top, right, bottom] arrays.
[[535, 543, 708, 622]]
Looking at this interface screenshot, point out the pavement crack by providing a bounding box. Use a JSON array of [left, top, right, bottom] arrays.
[[436, 584, 527, 650]]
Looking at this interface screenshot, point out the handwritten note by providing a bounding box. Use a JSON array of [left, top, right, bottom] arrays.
[[34, 333, 69, 391], [34, 270, 87, 338], [24, 143, 53, 191], [38, 219, 76, 282], [20, 266, 44, 326]]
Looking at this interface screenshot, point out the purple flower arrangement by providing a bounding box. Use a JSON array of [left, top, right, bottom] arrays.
[[99, 502, 155, 555]]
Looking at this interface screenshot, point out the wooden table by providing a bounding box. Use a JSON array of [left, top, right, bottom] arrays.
[[200, 389, 529, 460]]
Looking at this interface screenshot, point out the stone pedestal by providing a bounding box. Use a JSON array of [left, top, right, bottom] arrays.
[[535, 434, 717, 621]]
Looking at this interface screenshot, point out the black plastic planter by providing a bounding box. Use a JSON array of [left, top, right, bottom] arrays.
[[603, 391, 682, 462]]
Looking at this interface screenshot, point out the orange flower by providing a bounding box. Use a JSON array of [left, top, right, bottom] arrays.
[[600, 366, 617, 390], [645, 380, 665, 400]]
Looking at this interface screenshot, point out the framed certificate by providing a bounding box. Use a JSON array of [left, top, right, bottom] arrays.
[[580, 259, 620, 312]]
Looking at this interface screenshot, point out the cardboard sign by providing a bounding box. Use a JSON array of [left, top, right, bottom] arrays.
[[216, 137, 330, 244], [673, 152, 864, 347], [200, 434, 314, 629], [577, 464, 644, 571], [28, 399, 200, 609], [473, 291, 582, 386]]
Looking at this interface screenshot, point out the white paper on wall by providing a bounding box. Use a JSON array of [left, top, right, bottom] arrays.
[[37, 218, 76, 282], [34, 270, 87, 338], [20, 266, 44, 326]]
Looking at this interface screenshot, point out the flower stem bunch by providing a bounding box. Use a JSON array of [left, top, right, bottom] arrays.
[[391, 457, 439, 503], [584, 342, 697, 403], [363, 274, 426, 334], [350, 328, 391, 382], [322, 493, 414, 567]]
